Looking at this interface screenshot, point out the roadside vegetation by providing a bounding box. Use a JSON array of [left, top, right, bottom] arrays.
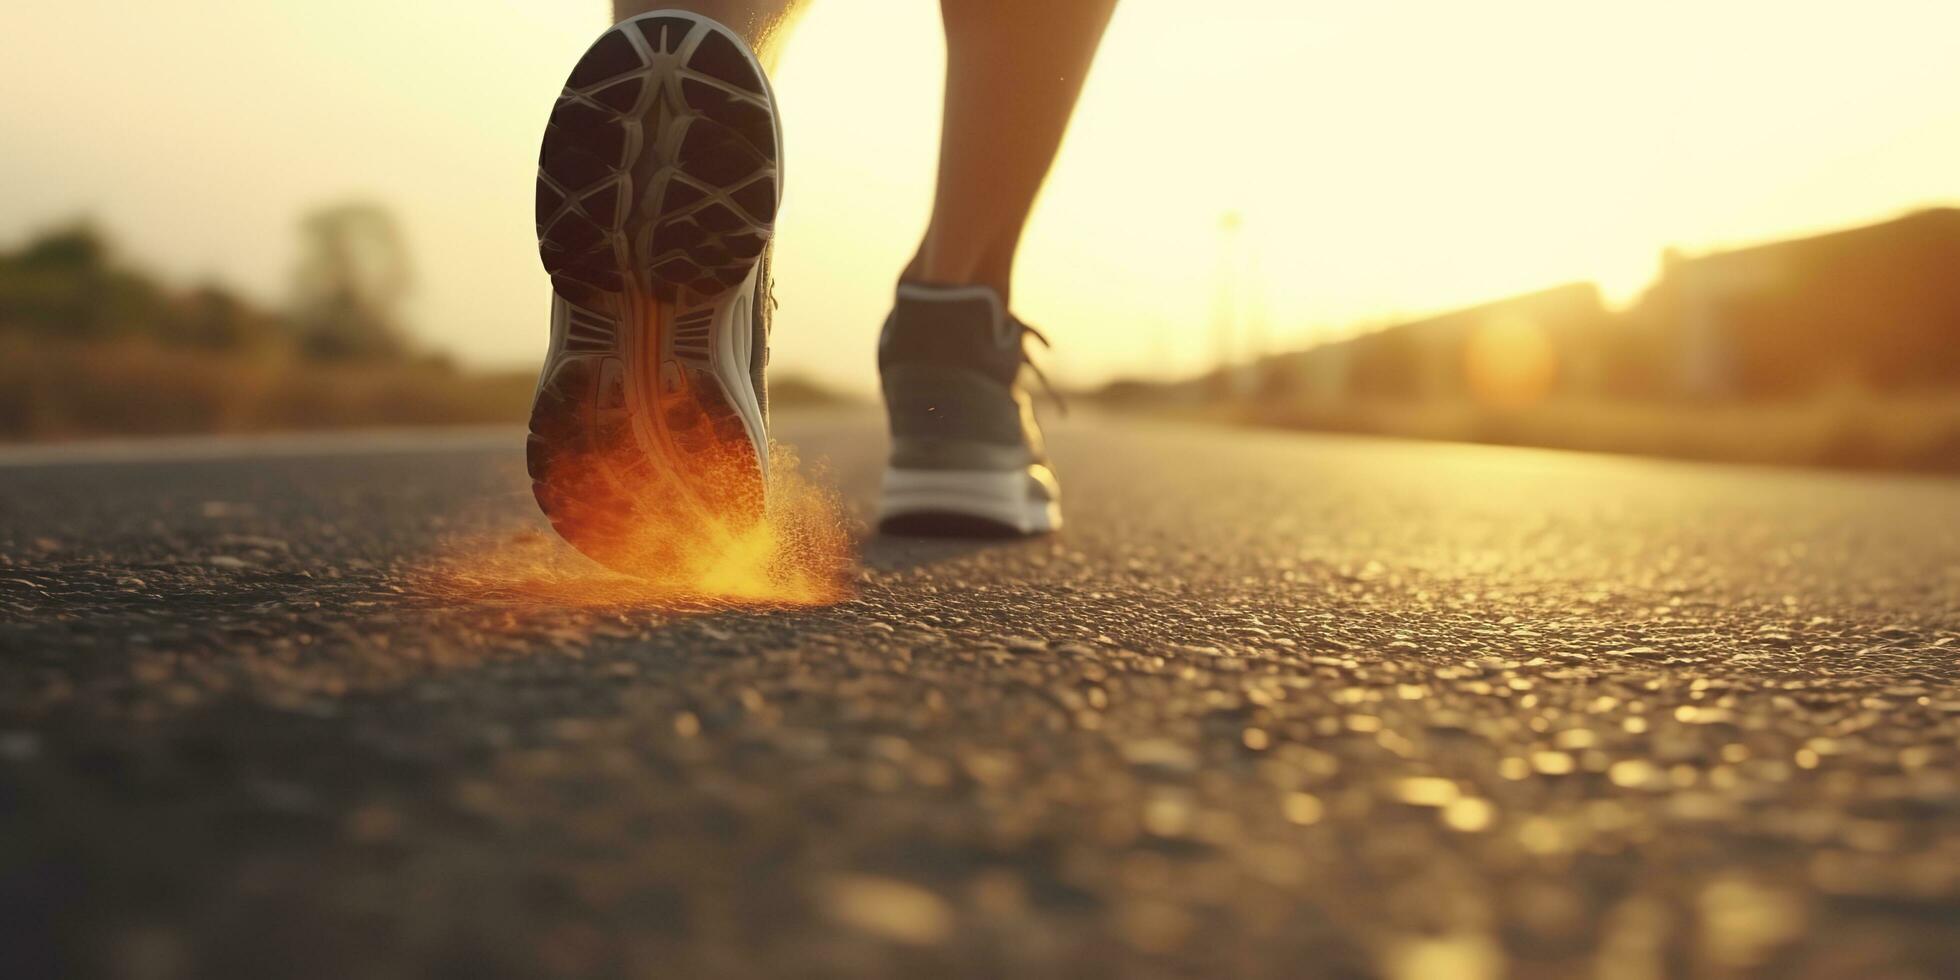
[[1187, 392, 1960, 474], [0, 212, 843, 440]]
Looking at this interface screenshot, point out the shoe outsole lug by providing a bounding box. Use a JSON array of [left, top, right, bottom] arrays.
[[527, 12, 780, 571]]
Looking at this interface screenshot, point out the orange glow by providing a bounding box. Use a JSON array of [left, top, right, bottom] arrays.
[[423, 443, 855, 609], [1464, 315, 1558, 409]]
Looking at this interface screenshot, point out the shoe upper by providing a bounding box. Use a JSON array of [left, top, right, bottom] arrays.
[[877, 283, 1052, 473], [749, 246, 773, 428]]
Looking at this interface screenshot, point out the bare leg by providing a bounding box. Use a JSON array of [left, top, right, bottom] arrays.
[[612, 0, 806, 67], [904, 0, 1119, 302]]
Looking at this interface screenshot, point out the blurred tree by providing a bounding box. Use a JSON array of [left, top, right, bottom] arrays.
[[289, 202, 414, 360], [17, 224, 110, 270], [0, 223, 157, 340], [160, 284, 282, 351]]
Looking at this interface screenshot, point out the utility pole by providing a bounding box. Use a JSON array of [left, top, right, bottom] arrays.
[[1212, 210, 1242, 397], [1244, 240, 1268, 369]]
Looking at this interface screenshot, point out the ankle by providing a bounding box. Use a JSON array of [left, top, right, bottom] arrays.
[[901, 251, 1012, 305]]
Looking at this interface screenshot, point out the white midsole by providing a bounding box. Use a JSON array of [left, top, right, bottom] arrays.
[[702, 10, 784, 483], [878, 467, 1062, 533]]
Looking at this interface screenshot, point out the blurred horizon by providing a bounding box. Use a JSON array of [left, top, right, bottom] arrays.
[[5, 0, 1959, 395]]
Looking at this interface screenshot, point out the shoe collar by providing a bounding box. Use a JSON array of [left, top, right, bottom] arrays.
[[895, 282, 1015, 348]]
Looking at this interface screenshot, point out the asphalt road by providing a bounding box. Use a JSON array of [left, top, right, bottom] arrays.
[[3, 413, 1957, 979]]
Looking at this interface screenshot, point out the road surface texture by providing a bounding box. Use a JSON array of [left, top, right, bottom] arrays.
[[3, 413, 1957, 979]]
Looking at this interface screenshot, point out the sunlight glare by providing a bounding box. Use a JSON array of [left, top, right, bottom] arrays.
[[1464, 315, 1557, 409]]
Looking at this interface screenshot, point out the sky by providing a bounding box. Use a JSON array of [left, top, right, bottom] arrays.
[[3, 0, 1958, 393]]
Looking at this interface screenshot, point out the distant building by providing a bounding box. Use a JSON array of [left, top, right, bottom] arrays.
[[1257, 283, 1612, 404], [1631, 208, 1960, 398], [1256, 208, 1960, 404], [1106, 208, 1960, 410]]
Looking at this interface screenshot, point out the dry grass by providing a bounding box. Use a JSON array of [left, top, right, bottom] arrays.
[[0, 338, 857, 442], [0, 337, 535, 440], [1208, 392, 1960, 474]]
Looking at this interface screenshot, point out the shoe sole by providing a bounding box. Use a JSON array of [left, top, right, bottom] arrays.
[[877, 467, 1063, 537], [528, 12, 781, 570]]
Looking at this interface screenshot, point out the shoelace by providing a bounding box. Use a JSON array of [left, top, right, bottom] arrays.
[[1012, 316, 1068, 417]]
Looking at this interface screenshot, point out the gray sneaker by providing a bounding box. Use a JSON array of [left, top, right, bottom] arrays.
[[876, 283, 1063, 536]]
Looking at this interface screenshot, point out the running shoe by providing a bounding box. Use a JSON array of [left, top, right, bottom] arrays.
[[876, 283, 1064, 536], [528, 11, 781, 571]]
